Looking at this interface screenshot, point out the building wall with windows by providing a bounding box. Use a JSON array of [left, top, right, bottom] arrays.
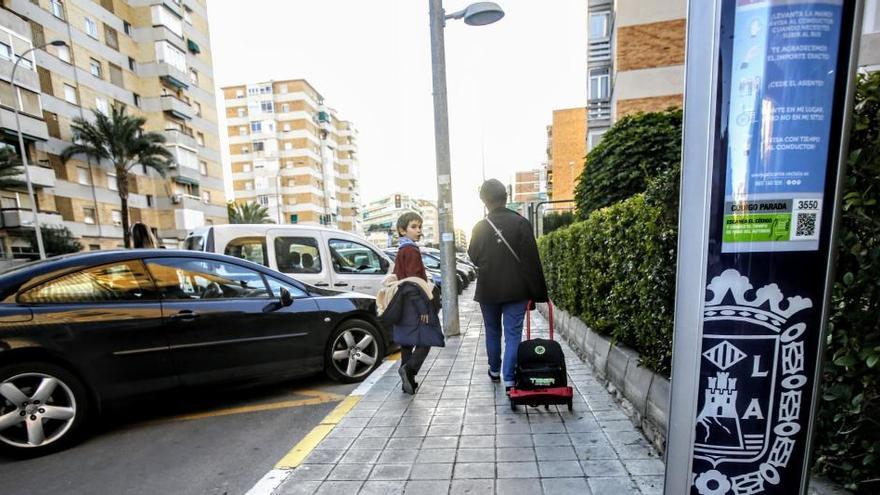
[[545, 107, 586, 205], [361, 193, 424, 248], [0, 0, 226, 258], [222, 79, 361, 234], [512, 168, 546, 205]]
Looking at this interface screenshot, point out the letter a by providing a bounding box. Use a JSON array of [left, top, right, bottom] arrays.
[[743, 399, 764, 420], [752, 356, 769, 377]]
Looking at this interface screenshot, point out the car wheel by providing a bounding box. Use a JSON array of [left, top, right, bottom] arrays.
[[0, 362, 90, 458], [325, 319, 384, 383]]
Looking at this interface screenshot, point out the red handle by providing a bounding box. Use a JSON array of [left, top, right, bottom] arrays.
[[526, 300, 554, 341]]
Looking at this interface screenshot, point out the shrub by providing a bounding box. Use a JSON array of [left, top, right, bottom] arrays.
[[573, 108, 682, 219]]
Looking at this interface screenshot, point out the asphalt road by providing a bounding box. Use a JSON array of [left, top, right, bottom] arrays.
[[0, 374, 359, 495]]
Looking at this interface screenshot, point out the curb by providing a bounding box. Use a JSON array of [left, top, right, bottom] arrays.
[[244, 359, 397, 495]]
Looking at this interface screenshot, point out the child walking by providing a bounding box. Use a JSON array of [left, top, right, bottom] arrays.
[[391, 212, 443, 394]]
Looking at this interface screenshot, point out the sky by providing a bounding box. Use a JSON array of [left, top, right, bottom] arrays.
[[206, 0, 587, 232]]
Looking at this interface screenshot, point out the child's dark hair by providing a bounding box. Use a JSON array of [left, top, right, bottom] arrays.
[[397, 211, 423, 235]]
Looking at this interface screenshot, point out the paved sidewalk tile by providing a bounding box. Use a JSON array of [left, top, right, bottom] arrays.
[[270, 287, 661, 494]]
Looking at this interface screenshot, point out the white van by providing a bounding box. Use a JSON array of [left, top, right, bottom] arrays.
[[183, 224, 392, 296]]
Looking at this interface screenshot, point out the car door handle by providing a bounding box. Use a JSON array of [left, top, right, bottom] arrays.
[[333, 283, 349, 287], [314, 282, 330, 287], [170, 310, 199, 322]]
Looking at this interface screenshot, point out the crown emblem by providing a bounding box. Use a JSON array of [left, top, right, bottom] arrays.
[[704, 269, 812, 331]]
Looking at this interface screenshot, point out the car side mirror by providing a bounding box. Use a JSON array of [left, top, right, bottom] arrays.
[[280, 287, 293, 307], [379, 258, 390, 272]]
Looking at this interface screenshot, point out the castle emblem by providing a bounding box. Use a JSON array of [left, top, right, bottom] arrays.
[[692, 269, 812, 495]]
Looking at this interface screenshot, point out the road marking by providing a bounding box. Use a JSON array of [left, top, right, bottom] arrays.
[[163, 390, 344, 422]]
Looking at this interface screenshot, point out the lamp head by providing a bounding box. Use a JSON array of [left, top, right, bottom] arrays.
[[462, 2, 505, 26], [48, 40, 67, 47]]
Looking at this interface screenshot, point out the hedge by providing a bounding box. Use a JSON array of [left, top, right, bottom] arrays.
[[538, 72, 879, 491]]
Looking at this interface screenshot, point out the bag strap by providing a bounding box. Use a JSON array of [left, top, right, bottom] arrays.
[[485, 217, 521, 263]]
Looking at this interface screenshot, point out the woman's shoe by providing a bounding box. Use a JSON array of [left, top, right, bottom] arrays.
[[399, 365, 416, 394], [488, 369, 500, 383]]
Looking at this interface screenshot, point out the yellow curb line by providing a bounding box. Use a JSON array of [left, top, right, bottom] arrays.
[[166, 390, 345, 422], [274, 395, 362, 469]]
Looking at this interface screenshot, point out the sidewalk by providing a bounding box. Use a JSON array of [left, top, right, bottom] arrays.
[[273, 286, 665, 495]]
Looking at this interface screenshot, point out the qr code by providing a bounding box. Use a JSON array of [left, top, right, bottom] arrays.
[[795, 212, 817, 237]]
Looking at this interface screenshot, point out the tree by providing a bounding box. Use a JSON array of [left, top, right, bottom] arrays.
[[0, 146, 25, 190], [60, 104, 173, 248], [228, 201, 271, 224], [26, 225, 82, 257], [574, 108, 683, 219]]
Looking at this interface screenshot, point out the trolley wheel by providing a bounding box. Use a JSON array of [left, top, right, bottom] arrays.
[[567, 398, 573, 411], [543, 404, 550, 411]]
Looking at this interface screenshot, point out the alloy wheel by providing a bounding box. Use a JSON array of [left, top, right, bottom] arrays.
[[0, 373, 77, 449], [330, 327, 379, 379]]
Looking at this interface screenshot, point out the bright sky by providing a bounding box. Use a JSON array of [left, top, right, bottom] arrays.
[[206, 0, 587, 232]]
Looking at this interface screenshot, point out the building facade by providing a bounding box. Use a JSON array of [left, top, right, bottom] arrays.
[[545, 107, 586, 205], [512, 167, 547, 205], [415, 198, 439, 248], [361, 192, 432, 248], [0, 0, 226, 259], [222, 79, 361, 233]]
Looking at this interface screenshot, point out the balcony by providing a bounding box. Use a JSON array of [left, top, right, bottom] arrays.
[[157, 63, 190, 90], [588, 100, 612, 122], [1, 209, 64, 229], [161, 94, 193, 120], [11, 166, 56, 189], [589, 38, 612, 62], [164, 128, 198, 148]]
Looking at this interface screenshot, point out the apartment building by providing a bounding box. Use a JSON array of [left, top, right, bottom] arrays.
[[0, 0, 226, 258], [544, 107, 587, 204], [361, 192, 438, 248], [512, 167, 547, 205], [222, 79, 361, 233]]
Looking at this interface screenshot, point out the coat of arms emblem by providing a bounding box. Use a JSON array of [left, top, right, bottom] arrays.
[[692, 269, 812, 495]]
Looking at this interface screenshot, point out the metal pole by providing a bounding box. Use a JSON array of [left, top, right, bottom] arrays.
[[429, 0, 460, 337], [11, 47, 46, 260]]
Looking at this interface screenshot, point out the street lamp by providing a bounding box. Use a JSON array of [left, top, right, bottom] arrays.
[[429, 1, 504, 337], [11, 40, 67, 260]]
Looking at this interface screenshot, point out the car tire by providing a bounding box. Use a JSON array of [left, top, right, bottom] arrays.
[[325, 319, 385, 383], [0, 361, 90, 458]]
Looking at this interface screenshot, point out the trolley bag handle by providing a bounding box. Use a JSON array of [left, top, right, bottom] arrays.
[[525, 299, 555, 342]]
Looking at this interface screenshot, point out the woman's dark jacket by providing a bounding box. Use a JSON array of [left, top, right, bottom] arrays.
[[468, 206, 549, 304], [385, 281, 444, 347]]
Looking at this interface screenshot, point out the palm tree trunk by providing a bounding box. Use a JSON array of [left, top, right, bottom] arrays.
[[118, 166, 131, 248]]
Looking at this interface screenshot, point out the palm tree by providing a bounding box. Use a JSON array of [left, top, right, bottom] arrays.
[[228, 201, 272, 224], [60, 104, 173, 248], [0, 146, 25, 190]]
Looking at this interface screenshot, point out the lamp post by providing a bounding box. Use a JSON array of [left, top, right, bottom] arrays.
[[11, 40, 67, 260], [429, 1, 504, 337]]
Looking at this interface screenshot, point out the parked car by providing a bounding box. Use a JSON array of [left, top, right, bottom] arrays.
[[383, 249, 458, 295], [384, 248, 467, 294], [422, 247, 477, 282], [0, 250, 391, 457], [184, 225, 393, 296]]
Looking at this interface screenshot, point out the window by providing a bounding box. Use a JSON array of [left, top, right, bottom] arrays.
[[236, 89, 244, 98], [128, 56, 136, 71], [253, 141, 265, 152], [281, 103, 289, 113], [279, 84, 288, 94], [173, 146, 198, 170], [238, 126, 247, 136], [588, 130, 607, 151], [237, 108, 245, 118], [123, 21, 132, 36], [254, 177, 267, 190], [0, 42, 12, 61], [19, 261, 154, 304], [111, 210, 122, 226], [133, 93, 141, 107], [104, 24, 119, 50], [85, 17, 99, 38], [260, 101, 273, 113], [151, 5, 183, 37], [107, 171, 118, 190], [199, 160, 207, 175], [76, 166, 90, 185], [189, 68, 198, 85], [589, 12, 610, 39], [224, 237, 268, 266], [89, 244, 101, 251], [51, 0, 65, 19], [283, 123, 291, 132], [589, 67, 610, 101], [250, 122, 262, 133], [83, 207, 96, 224], [264, 277, 307, 298], [202, 190, 210, 203], [244, 181, 253, 191], [146, 194, 153, 207], [194, 101, 201, 117], [274, 237, 322, 274], [196, 132, 204, 146], [284, 142, 292, 151], [109, 63, 124, 88], [329, 240, 385, 274], [89, 58, 103, 78], [146, 258, 270, 300], [257, 194, 269, 206], [95, 97, 109, 115], [154, 41, 186, 72], [183, 6, 193, 25], [57, 44, 71, 63], [63, 84, 77, 104], [287, 179, 295, 187]]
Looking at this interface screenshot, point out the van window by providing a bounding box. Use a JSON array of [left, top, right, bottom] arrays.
[[329, 239, 386, 274], [184, 235, 204, 251], [224, 237, 268, 266], [274, 237, 322, 274]]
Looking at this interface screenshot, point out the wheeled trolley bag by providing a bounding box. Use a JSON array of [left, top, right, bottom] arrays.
[[509, 301, 574, 411]]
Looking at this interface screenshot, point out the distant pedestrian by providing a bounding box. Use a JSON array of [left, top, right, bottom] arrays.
[[468, 179, 548, 392], [376, 211, 443, 394], [131, 222, 157, 249]]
